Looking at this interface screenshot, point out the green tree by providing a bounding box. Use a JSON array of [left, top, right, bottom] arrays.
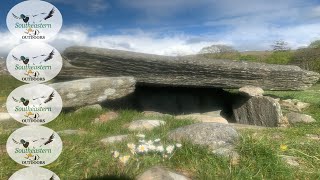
[[291, 47, 320, 73], [309, 40, 320, 48], [271, 40, 290, 51]]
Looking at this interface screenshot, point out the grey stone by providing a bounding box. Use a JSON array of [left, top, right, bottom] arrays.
[[239, 86, 264, 97], [233, 96, 289, 127], [229, 123, 267, 130], [286, 112, 316, 124], [0, 113, 12, 122], [281, 156, 300, 167], [100, 135, 128, 144], [75, 104, 103, 113], [57, 129, 87, 135], [128, 120, 166, 131], [49, 77, 136, 108], [279, 99, 310, 112], [137, 166, 190, 180], [58, 46, 320, 90], [168, 123, 239, 157], [175, 114, 228, 124]]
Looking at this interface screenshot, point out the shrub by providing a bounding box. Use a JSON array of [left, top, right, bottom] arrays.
[[290, 47, 320, 73], [266, 51, 293, 65]]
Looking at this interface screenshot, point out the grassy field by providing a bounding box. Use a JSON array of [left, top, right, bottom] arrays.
[[0, 75, 319, 180]]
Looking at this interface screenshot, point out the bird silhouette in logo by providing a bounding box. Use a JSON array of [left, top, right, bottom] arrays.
[[12, 97, 30, 106], [12, 8, 55, 23], [24, 153, 40, 160], [36, 133, 55, 147], [12, 138, 30, 148], [32, 49, 55, 64], [12, 13, 30, 23], [12, 55, 30, 64], [50, 175, 56, 180], [33, 91, 55, 105]]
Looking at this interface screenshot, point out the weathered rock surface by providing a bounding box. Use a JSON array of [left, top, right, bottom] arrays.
[[0, 113, 12, 122], [0, 59, 8, 75], [75, 104, 103, 113], [239, 86, 264, 97], [175, 114, 228, 124], [49, 77, 136, 108], [100, 135, 128, 144], [128, 120, 166, 131], [58, 46, 320, 90], [168, 123, 239, 157], [279, 99, 310, 112], [137, 166, 190, 180], [233, 96, 288, 127], [57, 129, 87, 135], [286, 112, 316, 124], [93, 111, 119, 123]]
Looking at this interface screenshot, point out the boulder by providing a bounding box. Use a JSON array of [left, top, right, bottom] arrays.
[[57, 129, 87, 135], [137, 166, 190, 180], [279, 99, 310, 112], [286, 112, 316, 124], [49, 77, 136, 108], [58, 46, 320, 90], [175, 114, 228, 124], [128, 120, 166, 131], [0, 113, 12, 122], [239, 86, 264, 97], [168, 123, 239, 157], [233, 96, 288, 127], [100, 135, 128, 144], [75, 104, 103, 113], [93, 111, 119, 123]]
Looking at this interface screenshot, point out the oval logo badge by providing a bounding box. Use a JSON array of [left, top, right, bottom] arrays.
[[9, 167, 60, 180], [6, 126, 63, 167], [6, 42, 63, 84], [6, 0, 63, 41], [6, 84, 63, 125]]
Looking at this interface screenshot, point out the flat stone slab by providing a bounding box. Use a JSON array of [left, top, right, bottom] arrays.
[[168, 123, 239, 156], [137, 166, 190, 180], [286, 112, 316, 124], [58, 46, 320, 90], [100, 135, 128, 144], [128, 120, 166, 131], [175, 114, 228, 124], [49, 77, 136, 108], [57, 129, 87, 135], [0, 113, 12, 122]]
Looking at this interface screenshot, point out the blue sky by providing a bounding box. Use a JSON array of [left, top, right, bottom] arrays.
[[0, 0, 320, 56]]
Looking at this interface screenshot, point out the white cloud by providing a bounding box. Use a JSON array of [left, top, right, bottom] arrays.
[[48, 0, 108, 13], [0, 22, 319, 57]]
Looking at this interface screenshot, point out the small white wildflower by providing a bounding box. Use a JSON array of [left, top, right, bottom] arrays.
[[176, 143, 182, 148], [139, 139, 146, 143], [148, 145, 156, 151], [137, 144, 148, 153], [166, 145, 175, 154], [146, 140, 153, 145], [111, 151, 120, 158], [127, 143, 136, 150], [163, 154, 168, 159], [136, 134, 145, 138], [154, 138, 161, 143], [119, 155, 130, 164], [156, 145, 164, 153]]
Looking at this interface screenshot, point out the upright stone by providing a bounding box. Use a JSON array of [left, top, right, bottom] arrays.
[[232, 96, 288, 127]]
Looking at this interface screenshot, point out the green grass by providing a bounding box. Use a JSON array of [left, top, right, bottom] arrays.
[[0, 76, 319, 179]]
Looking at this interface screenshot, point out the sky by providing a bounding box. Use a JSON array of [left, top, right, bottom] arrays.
[[0, 0, 320, 56]]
